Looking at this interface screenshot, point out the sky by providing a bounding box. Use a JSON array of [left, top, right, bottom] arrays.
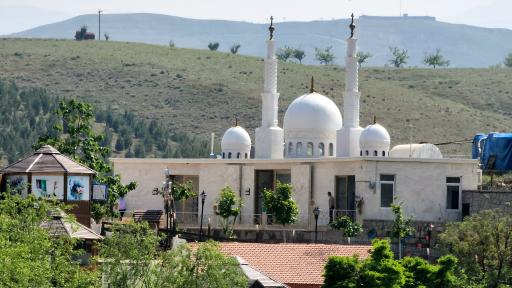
[[1, 0, 511, 35]]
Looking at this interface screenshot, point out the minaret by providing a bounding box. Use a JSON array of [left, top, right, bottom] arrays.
[[337, 14, 364, 157], [255, 16, 284, 159]]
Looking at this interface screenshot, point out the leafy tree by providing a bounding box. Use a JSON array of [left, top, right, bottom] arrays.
[[230, 43, 241, 54], [439, 209, 512, 287], [134, 142, 145, 158], [293, 48, 306, 63], [423, 49, 450, 68], [504, 52, 512, 68], [390, 202, 414, 259], [276, 46, 294, 62], [315, 46, 335, 65], [114, 137, 124, 152], [357, 51, 373, 68], [263, 181, 299, 228], [0, 193, 99, 287], [173, 180, 196, 201], [389, 47, 409, 68], [169, 40, 175, 48], [329, 215, 363, 244], [216, 186, 241, 237], [207, 42, 220, 51], [36, 99, 137, 222], [323, 255, 360, 288], [104, 33, 110, 41]]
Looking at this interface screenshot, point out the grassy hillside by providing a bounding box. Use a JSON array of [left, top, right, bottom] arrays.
[[1, 38, 511, 159], [8, 13, 512, 67]]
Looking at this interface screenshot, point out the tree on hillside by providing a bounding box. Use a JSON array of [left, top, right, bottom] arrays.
[[329, 215, 363, 244], [216, 186, 241, 237], [293, 48, 306, 64], [230, 44, 241, 54], [276, 46, 294, 62], [356, 51, 372, 68], [439, 209, 512, 287], [315, 46, 335, 65], [263, 181, 299, 228], [36, 99, 137, 222], [389, 46, 409, 68], [104, 33, 110, 41], [207, 42, 220, 51], [423, 49, 450, 68], [505, 52, 512, 68], [390, 202, 414, 259]]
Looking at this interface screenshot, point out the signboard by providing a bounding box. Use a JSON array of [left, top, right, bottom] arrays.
[[92, 184, 108, 201], [31, 175, 64, 200], [67, 176, 90, 201]]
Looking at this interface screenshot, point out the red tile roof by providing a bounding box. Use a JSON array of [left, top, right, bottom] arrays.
[[218, 243, 371, 287]]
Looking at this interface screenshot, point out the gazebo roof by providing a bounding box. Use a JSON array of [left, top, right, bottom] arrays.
[[41, 212, 103, 240], [0, 145, 95, 174]]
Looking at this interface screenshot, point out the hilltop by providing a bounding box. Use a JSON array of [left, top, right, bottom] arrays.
[[7, 13, 512, 67], [1, 38, 511, 159]]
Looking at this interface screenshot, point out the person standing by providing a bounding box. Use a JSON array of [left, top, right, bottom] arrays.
[[328, 192, 335, 223], [119, 197, 126, 220]]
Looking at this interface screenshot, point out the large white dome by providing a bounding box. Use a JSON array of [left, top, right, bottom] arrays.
[[221, 126, 251, 159], [283, 92, 342, 131], [360, 122, 390, 157]]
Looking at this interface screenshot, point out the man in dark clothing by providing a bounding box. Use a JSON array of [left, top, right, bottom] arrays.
[[328, 192, 335, 223]]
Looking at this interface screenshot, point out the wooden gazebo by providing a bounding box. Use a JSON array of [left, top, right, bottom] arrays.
[[0, 145, 95, 227]]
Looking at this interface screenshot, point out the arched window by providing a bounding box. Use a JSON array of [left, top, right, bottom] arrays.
[[245, 153, 248, 159], [222, 152, 225, 159], [382, 151, 386, 157], [374, 150, 378, 156], [365, 150, 369, 156], [360, 150, 363, 156], [228, 152, 232, 159], [237, 152, 241, 159], [329, 143, 334, 156], [319, 143, 325, 156], [307, 142, 314, 157], [296, 142, 303, 156], [288, 142, 293, 156]]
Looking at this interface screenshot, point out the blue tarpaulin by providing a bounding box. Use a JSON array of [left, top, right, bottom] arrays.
[[475, 133, 512, 171]]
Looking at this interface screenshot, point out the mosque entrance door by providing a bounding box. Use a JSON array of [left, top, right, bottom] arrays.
[[335, 176, 356, 221], [254, 170, 291, 224]]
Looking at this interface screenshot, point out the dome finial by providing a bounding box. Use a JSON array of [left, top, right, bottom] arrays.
[[373, 115, 377, 124], [269, 16, 275, 40], [310, 76, 315, 93], [235, 117, 239, 126], [349, 13, 355, 38]]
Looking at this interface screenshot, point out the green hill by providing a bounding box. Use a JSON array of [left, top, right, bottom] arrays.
[[0, 38, 511, 163]]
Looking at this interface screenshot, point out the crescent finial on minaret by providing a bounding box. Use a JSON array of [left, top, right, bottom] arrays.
[[269, 16, 275, 40], [349, 13, 355, 38], [310, 76, 315, 93]]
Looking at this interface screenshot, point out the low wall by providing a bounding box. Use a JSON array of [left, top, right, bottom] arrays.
[[463, 190, 512, 216]]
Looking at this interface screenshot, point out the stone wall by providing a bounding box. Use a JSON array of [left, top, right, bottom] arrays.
[[462, 190, 512, 216]]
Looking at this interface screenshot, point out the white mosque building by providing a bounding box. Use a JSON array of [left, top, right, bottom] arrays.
[[112, 16, 481, 228]]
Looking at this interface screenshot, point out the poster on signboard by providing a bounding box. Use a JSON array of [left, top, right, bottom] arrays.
[[7, 175, 28, 197], [67, 176, 90, 201], [31, 175, 64, 199], [92, 184, 108, 201]]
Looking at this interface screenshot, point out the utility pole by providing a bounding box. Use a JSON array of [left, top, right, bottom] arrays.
[[98, 10, 103, 40]]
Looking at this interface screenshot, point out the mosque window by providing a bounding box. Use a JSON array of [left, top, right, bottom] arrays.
[[446, 177, 461, 210], [380, 174, 395, 208], [329, 143, 334, 156], [365, 150, 369, 156], [228, 152, 232, 159], [319, 143, 325, 156], [237, 152, 241, 159], [245, 153, 248, 159], [360, 150, 362, 156], [374, 150, 378, 156], [382, 151, 386, 157], [222, 152, 225, 159], [296, 142, 303, 156], [307, 142, 314, 157], [288, 142, 293, 155]]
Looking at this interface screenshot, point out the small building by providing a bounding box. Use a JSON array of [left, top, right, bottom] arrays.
[[0, 145, 95, 227]]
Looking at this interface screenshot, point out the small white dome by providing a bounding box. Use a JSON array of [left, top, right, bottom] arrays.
[[221, 126, 251, 150], [283, 92, 342, 131], [360, 122, 390, 157], [390, 144, 443, 159]]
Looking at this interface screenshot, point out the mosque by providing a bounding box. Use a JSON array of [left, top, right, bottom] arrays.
[[112, 16, 481, 228]]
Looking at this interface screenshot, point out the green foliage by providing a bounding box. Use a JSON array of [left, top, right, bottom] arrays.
[[230, 43, 241, 54], [323, 239, 468, 288], [315, 46, 335, 65], [263, 181, 299, 226], [208, 42, 220, 51], [36, 99, 137, 222], [216, 186, 241, 236], [172, 180, 196, 201], [357, 51, 373, 67], [423, 49, 450, 68], [329, 215, 363, 243], [292, 48, 306, 64], [0, 193, 99, 287], [389, 47, 409, 68], [505, 52, 512, 68], [276, 46, 294, 62], [390, 202, 414, 259], [104, 33, 110, 41], [439, 209, 512, 287], [101, 223, 246, 288]]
